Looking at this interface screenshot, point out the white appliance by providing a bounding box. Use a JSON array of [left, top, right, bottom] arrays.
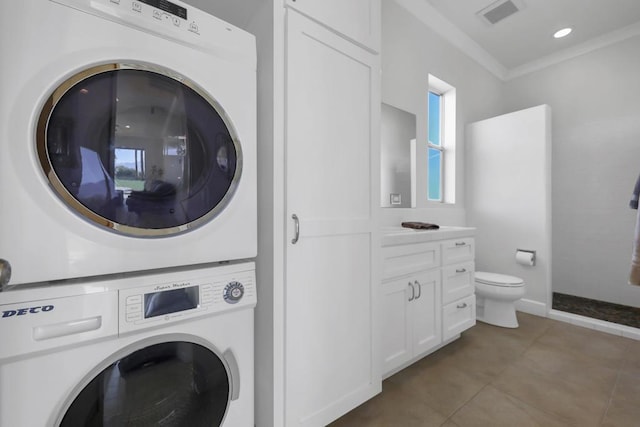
[[0, 0, 257, 286], [0, 261, 256, 426]]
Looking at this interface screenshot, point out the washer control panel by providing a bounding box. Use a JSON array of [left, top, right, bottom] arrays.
[[118, 266, 256, 333], [223, 281, 245, 304]]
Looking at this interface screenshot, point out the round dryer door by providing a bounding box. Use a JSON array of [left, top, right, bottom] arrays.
[[37, 63, 242, 237], [59, 341, 233, 426]]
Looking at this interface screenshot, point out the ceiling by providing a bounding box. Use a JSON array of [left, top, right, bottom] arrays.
[[185, 0, 640, 80], [422, 0, 640, 78]]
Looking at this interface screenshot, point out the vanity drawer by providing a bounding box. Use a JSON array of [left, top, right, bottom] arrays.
[[442, 261, 475, 305], [442, 238, 475, 265], [442, 294, 476, 341], [383, 242, 440, 280]]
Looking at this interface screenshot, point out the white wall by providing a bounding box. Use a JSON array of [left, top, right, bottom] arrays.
[[381, 0, 504, 227], [467, 105, 552, 314], [502, 36, 640, 308]]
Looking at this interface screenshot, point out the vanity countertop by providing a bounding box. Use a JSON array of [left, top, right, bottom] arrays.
[[381, 226, 476, 247]]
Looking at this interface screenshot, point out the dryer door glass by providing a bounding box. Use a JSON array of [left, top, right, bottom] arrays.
[[38, 64, 241, 237], [60, 341, 231, 426]]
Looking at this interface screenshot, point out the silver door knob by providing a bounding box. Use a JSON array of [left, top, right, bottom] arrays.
[[0, 259, 11, 292]]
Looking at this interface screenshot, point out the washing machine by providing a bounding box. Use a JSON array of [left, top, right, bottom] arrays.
[[0, 0, 256, 287], [0, 261, 255, 426]]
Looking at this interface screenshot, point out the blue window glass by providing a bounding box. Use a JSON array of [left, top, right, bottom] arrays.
[[428, 91, 442, 201], [428, 92, 441, 146], [428, 148, 441, 201]]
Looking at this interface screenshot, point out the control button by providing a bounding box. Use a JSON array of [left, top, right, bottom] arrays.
[[126, 295, 142, 304], [126, 304, 141, 314], [126, 313, 142, 322], [189, 21, 199, 33], [153, 10, 162, 20], [132, 1, 142, 12], [223, 281, 244, 304], [172, 17, 181, 27]]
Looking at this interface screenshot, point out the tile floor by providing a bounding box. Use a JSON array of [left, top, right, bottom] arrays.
[[329, 313, 640, 427]]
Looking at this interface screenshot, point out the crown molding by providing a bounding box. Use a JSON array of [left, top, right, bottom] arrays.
[[505, 20, 640, 80], [393, 0, 508, 80]]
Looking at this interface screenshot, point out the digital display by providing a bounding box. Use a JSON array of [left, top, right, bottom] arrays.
[[144, 286, 199, 318], [139, 0, 187, 20]]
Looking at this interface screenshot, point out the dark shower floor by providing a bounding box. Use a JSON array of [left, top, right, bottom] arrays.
[[552, 292, 640, 329]]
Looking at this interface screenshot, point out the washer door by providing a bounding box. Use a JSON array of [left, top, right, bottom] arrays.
[[60, 341, 233, 426], [37, 63, 242, 237]]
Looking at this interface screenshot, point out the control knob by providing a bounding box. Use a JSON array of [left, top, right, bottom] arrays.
[[223, 281, 244, 304]]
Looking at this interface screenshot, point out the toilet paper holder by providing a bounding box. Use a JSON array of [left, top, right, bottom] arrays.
[[515, 249, 536, 266]]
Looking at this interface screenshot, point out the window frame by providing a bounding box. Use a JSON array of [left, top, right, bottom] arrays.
[[426, 74, 456, 205]]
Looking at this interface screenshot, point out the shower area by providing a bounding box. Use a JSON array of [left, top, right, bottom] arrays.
[[466, 91, 640, 338], [468, 31, 640, 334]]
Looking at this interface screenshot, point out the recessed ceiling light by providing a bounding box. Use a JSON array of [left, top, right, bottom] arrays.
[[553, 28, 572, 39]]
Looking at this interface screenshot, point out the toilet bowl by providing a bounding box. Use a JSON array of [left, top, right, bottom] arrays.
[[474, 271, 525, 328]]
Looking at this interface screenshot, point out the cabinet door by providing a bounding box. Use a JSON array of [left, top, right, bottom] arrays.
[[381, 277, 413, 375], [411, 270, 442, 356], [285, 0, 380, 52], [285, 10, 380, 427]]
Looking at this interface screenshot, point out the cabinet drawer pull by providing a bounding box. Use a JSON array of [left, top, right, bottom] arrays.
[[408, 282, 415, 302], [414, 280, 422, 300], [291, 214, 300, 244], [456, 268, 467, 273], [456, 302, 468, 309], [455, 242, 466, 247]]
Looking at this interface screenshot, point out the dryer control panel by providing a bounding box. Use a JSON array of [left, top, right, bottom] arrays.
[[118, 267, 256, 334]]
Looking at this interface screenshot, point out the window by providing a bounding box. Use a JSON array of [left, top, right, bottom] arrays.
[[428, 91, 443, 201], [115, 148, 146, 191], [427, 75, 456, 204]]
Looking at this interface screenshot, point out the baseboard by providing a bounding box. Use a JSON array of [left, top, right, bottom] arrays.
[[515, 299, 547, 317], [548, 309, 640, 341]]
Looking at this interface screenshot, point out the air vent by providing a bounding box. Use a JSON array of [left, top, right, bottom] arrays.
[[477, 0, 524, 25]]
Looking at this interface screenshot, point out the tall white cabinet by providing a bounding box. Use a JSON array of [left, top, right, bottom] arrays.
[[248, 1, 382, 426], [284, 8, 381, 427]]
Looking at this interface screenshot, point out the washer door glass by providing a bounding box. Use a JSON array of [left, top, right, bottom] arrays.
[[38, 64, 241, 237], [60, 342, 230, 426]]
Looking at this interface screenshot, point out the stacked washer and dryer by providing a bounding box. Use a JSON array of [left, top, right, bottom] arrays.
[[0, 0, 256, 425]]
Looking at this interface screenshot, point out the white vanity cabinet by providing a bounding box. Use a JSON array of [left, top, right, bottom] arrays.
[[381, 228, 476, 376], [381, 243, 442, 374]]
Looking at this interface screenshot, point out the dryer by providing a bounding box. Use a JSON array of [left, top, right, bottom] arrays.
[[0, 0, 256, 286], [0, 261, 256, 426]]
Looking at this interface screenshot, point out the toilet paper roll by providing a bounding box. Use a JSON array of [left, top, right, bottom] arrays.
[[516, 250, 535, 266]]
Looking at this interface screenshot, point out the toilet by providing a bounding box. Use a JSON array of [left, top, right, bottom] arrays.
[[474, 271, 525, 328]]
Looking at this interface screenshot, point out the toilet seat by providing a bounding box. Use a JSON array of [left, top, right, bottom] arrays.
[[475, 271, 524, 287]]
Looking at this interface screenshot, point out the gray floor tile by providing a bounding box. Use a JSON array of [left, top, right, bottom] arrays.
[[330, 313, 639, 427]]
